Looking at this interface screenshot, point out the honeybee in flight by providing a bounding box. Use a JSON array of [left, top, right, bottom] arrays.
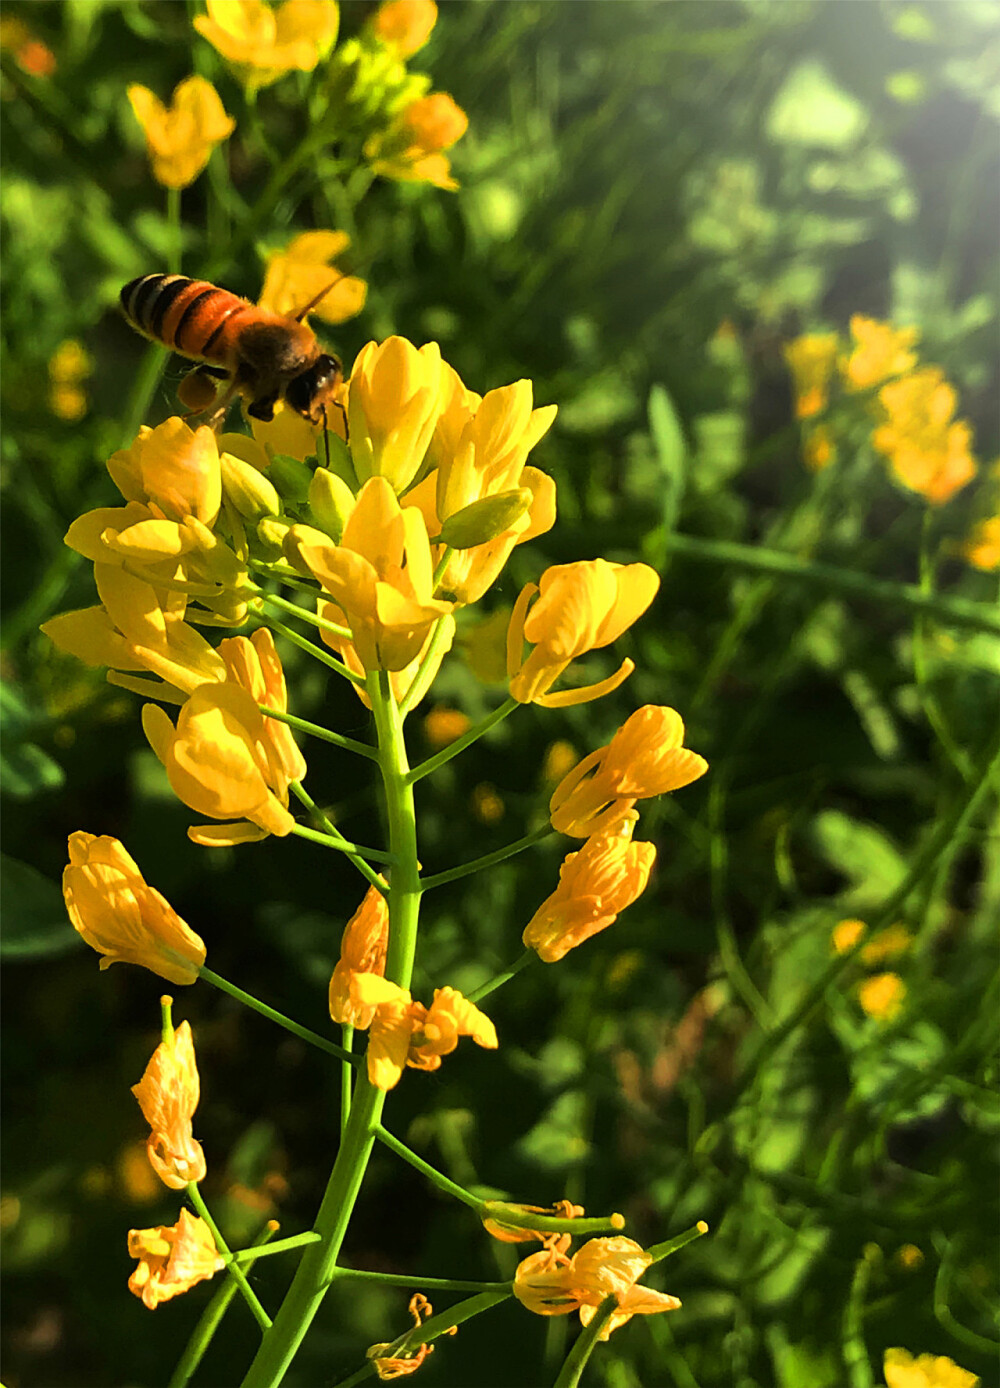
[[119, 273, 343, 428]]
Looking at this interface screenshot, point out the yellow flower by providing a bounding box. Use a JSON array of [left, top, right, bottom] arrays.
[[142, 635, 304, 847], [107, 418, 224, 526], [318, 607, 456, 709], [471, 783, 504, 824], [346, 976, 497, 1090], [482, 1199, 584, 1245], [784, 333, 839, 419], [832, 918, 866, 954], [347, 337, 446, 493], [367, 1293, 437, 1379], [842, 316, 919, 392], [128, 77, 235, 189], [371, 0, 437, 56], [423, 706, 471, 749], [512, 1235, 680, 1338], [861, 922, 912, 965], [549, 706, 707, 838], [127, 1208, 223, 1309], [328, 885, 390, 1028], [962, 515, 1000, 572], [48, 339, 92, 419], [872, 368, 977, 505], [194, 0, 339, 91], [857, 972, 907, 1022], [63, 833, 206, 985], [507, 559, 660, 708], [802, 425, 835, 473], [895, 1244, 925, 1271], [285, 479, 454, 672], [542, 740, 579, 785], [883, 1347, 980, 1388], [258, 229, 367, 324], [365, 92, 468, 191], [524, 816, 656, 963], [131, 1018, 206, 1190]]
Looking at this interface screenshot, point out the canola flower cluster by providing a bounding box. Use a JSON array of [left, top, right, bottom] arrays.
[[126, 0, 467, 195]]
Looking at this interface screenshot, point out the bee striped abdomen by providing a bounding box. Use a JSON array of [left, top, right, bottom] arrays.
[[120, 274, 251, 364]]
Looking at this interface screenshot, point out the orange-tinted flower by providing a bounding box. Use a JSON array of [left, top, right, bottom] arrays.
[[857, 972, 906, 1022], [258, 229, 367, 324], [329, 885, 390, 1028], [365, 92, 468, 191], [483, 1199, 584, 1245], [194, 0, 339, 91], [513, 1235, 680, 1338], [127, 1208, 223, 1309], [872, 368, 976, 505], [132, 1019, 206, 1189], [372, 0, 437, 55], [784, 333, 839, 419], [549, 706, 708, 837], [507, 560, 659, 708], [524, 816, 656, 962], [831, 918, 866, 954], [407, 986, 498, 1071], [842, 316, 919, 392], [883, 1347, 980, 1388], [423, 706, 471, 749], [347, 976, 497, 1090], [962, 515, 1000, 572], [367, 1293, 437, 1379], [861, 922, 912, 965], [63, 833, 206, 985], [128, 77, 235, 189]]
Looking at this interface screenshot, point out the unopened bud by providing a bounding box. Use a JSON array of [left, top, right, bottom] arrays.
[[267, 453, 314, 505], [438, 488, 533, 550], [256, 515, 296, 559], [221, 452, 281, 522], [308, 467, 356, 542], [282, 522, 333, 578]]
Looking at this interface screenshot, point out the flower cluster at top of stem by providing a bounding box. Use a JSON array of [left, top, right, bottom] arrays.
[[882, 1347, 980, 1388]]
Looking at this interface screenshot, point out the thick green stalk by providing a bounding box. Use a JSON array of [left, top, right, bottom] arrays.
[[239, 672, 422, 1387]]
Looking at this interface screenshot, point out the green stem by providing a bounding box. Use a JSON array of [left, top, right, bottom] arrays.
[[842, 1246, 877, 1388], [169, 1223, 278, 1388], [331, 1268, 510, 1293], [553, 1297, 617, 1388], [375, 1125, 482, 1209], [260, 704, 378, 760], [199, 966, 359, 1066], [421, 826, 553, 892], [340, 1025, 354, 1139], [407, 699, 518, 785], [233, 1233, 322, 1262], [466, 950, 535, 1003], [166, 185, 182, 275], [432, 545, 455, 591], [187, 1184, 271, 1331], [330, 1291, 511, 1388], [259, 591, 353, 642], [667, 533, 1000, 636], [289, 780, 388, 857], [647, 1220, 710, 1264], [262, 613, 365, 683], [398, 616, 453, 717]]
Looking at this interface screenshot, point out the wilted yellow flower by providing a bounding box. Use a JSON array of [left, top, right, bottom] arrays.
[[784, 333, 839, 419], [128, 1208, 223, 1309], [832, 918, 866, 954], [513, 1235, 680, 1338], [423, 706, 471, 749], [372, 0, 437, 55], [128, 77, 235, 189], [549, 706, 708, 838], [63, 833, 206, 985], [524, 816, 656, 963], [347, 337, 446, 493], [883, 1347, 980, 1388], [328, 885, 390, 1028], [962, 515, 1000, 572], [507, 560, 660, 708], [286, 479, 454, 672], [367, 1293, 437, 1379], [258, 229, 367, 324], [346, 976, 497, 1090], [483, 1199, 584, 1245], [842, 316, 919, 392], [132, 1018, 206, 1190], [365, 91, 468, 190], [194, 0, 339, 91], [872, 368, 976, 505], [407, 986, 498, 1071], [857, 972, 906, 1022]]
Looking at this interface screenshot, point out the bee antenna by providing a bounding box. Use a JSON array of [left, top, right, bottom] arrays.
[[294, 273, 346, 323]]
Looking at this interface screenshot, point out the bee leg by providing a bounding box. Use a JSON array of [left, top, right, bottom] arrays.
[[178, 365, 230, 415], [247, 393, 279, 422]]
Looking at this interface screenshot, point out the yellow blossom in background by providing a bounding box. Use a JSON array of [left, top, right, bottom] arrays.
[[116, 1141, 163, 1205], [872, 368, 976, 505], [883, 1348, 980, 1388], [542, 740, 579, 785], [347, 337, 445, 493], [832, 918, 866, 953], [512, 1235, 680, 1338], [328, 884, 390, 1027], [372, 0, 437, 56], [423, 705, 471, 749], [802, 425, 835, 473], [367, 1293, 437, 1379], [0, 15, 57, 75], [842, 316, 919, 392], [48, 338, 92, 420], [63, 833, 206, 984], [524, 815, 656, 962], [461, 606, 511, 685], [784, 332, 839, 419], [131, 1018, 206, 1190], [895, 1244, 925, 1271], [858, 971, 907, 1022], [194, 0, 339, 91], [258, 229, 367, 324], [962, 515, 1000, 572], [471, 783, 505, 824], [861, 922, 912, 965], [127, 1208, 223, 1309], [507, 559, 659, 707], [365, 91, 468, 190], [549, 705, 708, 837], [128, 77, 235, 189]]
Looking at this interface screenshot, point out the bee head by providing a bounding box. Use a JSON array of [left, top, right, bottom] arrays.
[[285, 354, 344, 425]]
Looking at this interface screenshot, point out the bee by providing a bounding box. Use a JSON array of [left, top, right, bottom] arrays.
[[119, 273, 343, 428]]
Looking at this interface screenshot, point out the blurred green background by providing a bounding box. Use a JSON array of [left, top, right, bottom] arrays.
[[2, 2, 998, 1386]]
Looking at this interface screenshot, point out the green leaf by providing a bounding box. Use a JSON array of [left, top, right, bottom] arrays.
[[766, 61, 868, 150], [0, 856, 81, 960], [810, 810, 907, 909]]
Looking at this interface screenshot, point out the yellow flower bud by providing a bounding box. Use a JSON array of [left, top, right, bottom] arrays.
[[347, 337, 446, 493], [308, 466, 357, 541], [131, 1020, 206, 1190], [437, 488, 533, 549], [220, 451, 281, 521]]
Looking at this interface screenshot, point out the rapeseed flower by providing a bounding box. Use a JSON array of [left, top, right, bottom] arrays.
[[63, 833, 206, 985], [128, 1209, 223, 1308], [872, 368, 976, 505], [883, 1348, 979, 1388], [367, 1293, 437, 1379], [371, 0, 437, 56], [347, 337, 446, 493], [423, 706, 471, 748], [962, 515, 1000, 572], [549, 705, 707, 837], [328, 885, 390, 1027], [512, 1235, 680, 1338], [365, 92, 468, 190], [842, 316, 919, 392], [832, 918, 866, 954], [48, 339, 92, 421], [858, 971, 907, 1022], [258, 229, 367, 324], [524, 815, 656, 962], [345, 976, 497, 1090], [483, 1199, 585, 1245], [194, 0, 339, 91], [127, 77, 235, 189], [132, 1018, 206, 1189], [507, 559, 659, 707], [784, 333, 839, 419]]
